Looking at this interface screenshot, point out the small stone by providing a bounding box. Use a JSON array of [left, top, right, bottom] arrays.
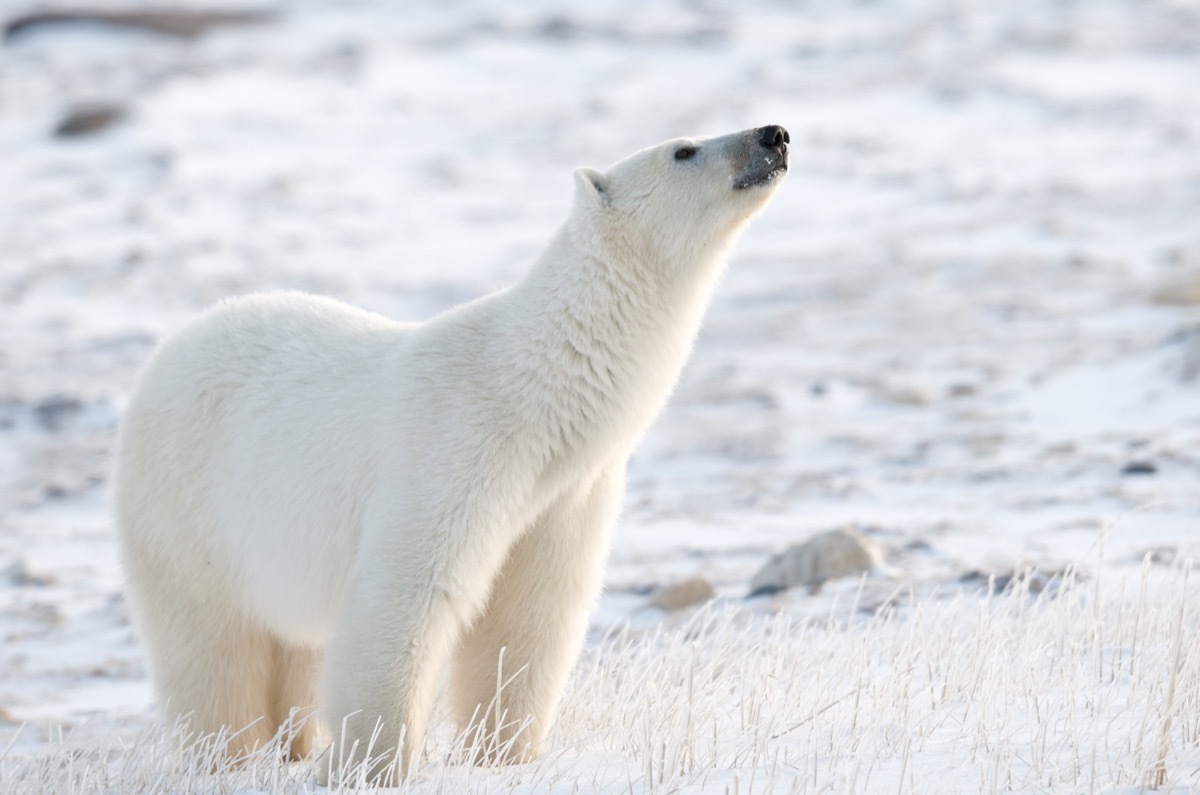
[[54, 104, 127, 138], [877, 382, 932, 406], [748, 527, 883, 597], [3, 558, 57, 587], [33, 395, 84, 430], [648, 577, 715, 611], [6, 9, 273, 41], [1152, 275, 1200, 307], [1121, 460, 1157, 476]]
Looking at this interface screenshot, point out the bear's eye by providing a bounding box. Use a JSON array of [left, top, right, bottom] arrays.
[[674, 146, 698, 161]]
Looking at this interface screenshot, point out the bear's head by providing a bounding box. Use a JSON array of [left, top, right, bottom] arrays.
[[571, 125, 789, 274]]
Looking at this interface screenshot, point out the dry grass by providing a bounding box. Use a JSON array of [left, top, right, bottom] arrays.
[[3, 560, 1198, 793]]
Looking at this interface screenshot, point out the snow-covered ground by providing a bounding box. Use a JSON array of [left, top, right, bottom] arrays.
[[1, 0, 1198, 791]]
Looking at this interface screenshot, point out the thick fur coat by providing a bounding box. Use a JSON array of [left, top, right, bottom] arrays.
[[115, 125, 789, 782]]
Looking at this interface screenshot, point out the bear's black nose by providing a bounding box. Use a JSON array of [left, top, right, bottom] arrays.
[[758, 124, 790, 149]]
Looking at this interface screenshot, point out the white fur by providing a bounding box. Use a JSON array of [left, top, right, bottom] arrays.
[[114, 127, 787, 782]]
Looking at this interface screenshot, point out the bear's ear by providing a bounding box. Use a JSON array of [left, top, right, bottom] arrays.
[[574, 167, 610, 208]]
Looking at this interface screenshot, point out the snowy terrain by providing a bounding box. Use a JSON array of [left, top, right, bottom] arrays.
[[1, 0, 1199, 791]]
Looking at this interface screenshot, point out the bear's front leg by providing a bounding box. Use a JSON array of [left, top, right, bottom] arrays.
[[317, 494, 531, 785], [317, 494, 505, 788], [449, 465, 625, 764], [318, 571, 462, 786]]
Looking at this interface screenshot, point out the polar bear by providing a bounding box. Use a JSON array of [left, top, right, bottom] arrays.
[[114, 125, 789, 782]]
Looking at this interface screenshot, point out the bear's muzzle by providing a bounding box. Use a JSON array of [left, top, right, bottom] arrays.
[[732, 124, 789, 190]]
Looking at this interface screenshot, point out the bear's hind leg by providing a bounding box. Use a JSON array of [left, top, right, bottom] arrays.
[[269, 640, 323, 761], [137, 592, 278, 762], [449, 466, 625, 764]]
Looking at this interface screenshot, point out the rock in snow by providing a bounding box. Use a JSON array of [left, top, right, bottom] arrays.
[[6, 9, 273, 41], [53, 105, 127, 138], [648, 577, 716, 611], [748, 527, 884, 597]]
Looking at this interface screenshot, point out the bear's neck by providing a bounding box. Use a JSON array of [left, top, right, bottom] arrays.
[[498, 226, 730, 460]]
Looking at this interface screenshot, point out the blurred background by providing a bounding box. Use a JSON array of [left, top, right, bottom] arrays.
[[1, 0, 1198, 748]]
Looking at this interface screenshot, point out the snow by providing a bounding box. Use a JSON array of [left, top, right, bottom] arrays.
[[1, 0, 1199, 791]]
